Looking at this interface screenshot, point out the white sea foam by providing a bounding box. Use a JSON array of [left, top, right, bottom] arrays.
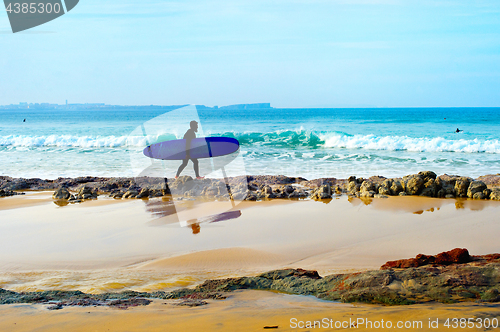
[[321, 134, 500, 154], [1, 132, 500, 154], [0, 135, 163, 148]]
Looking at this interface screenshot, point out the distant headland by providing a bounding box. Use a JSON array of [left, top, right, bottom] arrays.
[[0, 102, 272, 110]]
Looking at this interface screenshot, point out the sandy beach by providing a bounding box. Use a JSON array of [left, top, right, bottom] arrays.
[[1, 185, 500, 330]]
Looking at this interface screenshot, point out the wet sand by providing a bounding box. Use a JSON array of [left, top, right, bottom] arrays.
[[1, 194, 500, 330]]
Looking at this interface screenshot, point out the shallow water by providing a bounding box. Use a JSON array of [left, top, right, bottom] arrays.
[[1, 194, 499, 293]]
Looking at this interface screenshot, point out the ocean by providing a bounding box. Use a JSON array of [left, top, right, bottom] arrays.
[[1, 106, 499, 180]]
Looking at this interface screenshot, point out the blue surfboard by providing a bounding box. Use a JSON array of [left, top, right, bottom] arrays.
[[143, 137, 239, 160]]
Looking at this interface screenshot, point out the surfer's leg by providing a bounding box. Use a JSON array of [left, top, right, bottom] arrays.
[[191, 158, 200, 178], [176, 158, 189, 177]]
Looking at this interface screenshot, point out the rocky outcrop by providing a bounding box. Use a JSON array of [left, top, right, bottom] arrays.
[[6, 171, 500, 203], [3, 249, 499, 308], [380, 248, 472, 269], [168, 249, 500, 305]]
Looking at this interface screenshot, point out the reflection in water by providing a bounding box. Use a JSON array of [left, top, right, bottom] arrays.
[[191, 223, 201, 234], [347, 196, 497, 213], [53, 200, 69, 207], [144, 196, 176, 219], [143, 198, 242, 234], [413, 207, 438, 215], [181, 210, 242, 234], [360, 197, 372, 206]]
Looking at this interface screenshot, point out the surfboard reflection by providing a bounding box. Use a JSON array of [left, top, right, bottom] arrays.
[[181, 210, 242, 235], [143, 198, 242, 234]]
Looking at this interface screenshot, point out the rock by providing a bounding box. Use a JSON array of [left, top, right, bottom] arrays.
[[347, 181, 360, 194], [263, 185, 273, 195], [284, 185, 295, 195], [490, 189, 500, 201], [381, 248, 471, 269], [136, 188, 150, 199], [476, 174, 500, 187], [245, 193, 257, 201], [312, 184, 332, 199], [402, 174, 424, 195], [418, 171, 437, 181], [288, 190, 307, 199], [481, 289, 500, 302], [436, 175, 457, 197], [360, 181, 376, 194], [467, 181, 487, 199], [47, 304, 63, 310], [170, 176, 195, 193], [420, 179, 437, 197], [390, 180, 403, 195], [473, 192, 485, 199], [455, 177, 472, 198], [76, 186, 97, 200], [360, 190, 375, 198], [232, 189, 248, 200], [435, 248, 472, 265], [175, 299, 208, 307], [378, 179, 392, 195], [52, 188, 71, 200], [0, 189, 23, 197], [123, 190, 139, 199]]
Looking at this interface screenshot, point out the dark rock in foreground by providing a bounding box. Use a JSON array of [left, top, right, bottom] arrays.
[[381, 248, 472, 269], [167, 250, 500, 305], [1, 249, 499, 308]]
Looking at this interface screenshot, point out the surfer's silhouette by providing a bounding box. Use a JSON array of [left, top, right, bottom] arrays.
[[23, 119, 26, 122], [175, 121, 204, 179], [456, 128, 463, 133]]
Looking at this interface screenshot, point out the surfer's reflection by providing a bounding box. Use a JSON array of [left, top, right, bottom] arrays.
[[191, 223, 201, 234], [143, 198, 242, 234]]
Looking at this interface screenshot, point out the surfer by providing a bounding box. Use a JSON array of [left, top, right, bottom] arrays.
[[176, 121, 204, 179], [456, 128, 462, 133]]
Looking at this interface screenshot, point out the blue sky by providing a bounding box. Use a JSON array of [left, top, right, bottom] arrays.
[[1, 0, 499, 107]]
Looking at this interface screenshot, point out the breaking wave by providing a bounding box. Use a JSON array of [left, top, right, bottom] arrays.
[[1, 131, 499, 153]]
